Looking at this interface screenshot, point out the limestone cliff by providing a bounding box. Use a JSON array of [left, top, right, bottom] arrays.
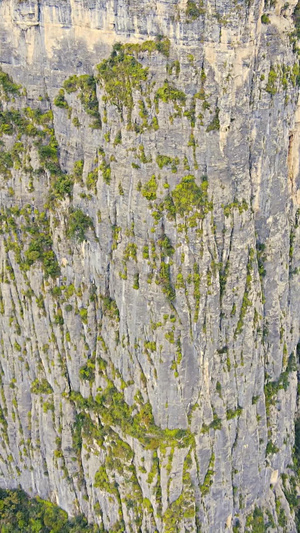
[[0, 0, 300, 531]]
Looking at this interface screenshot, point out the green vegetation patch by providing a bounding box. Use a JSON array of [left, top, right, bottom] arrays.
[[156, 154, 179, 172], [124, 36, 170, 57], [155, 80, 186, 110], [0, 150, 13, 179], [185, 0, 205, 22], [157, 261, 176, 302], [264, 353, 296, 415], [245, 506, 267, 532], [70, 384, 193, 452], [235, 248, 254, 336], [293, 0, 300, 39], [102, 296, 120, 321], [31, 378, 53, 395], [0, 488, 98, 532], [142, 175, 158, 201], [169, 175, 211, 217], [0, 97, 71, 203], [61, 74, 101, 128], [51, 174, 74, 200], [206, 108, 220, 132], [226, 406, 242, 420], [66, 208, 94, 242], [0, 107, 52, 139], [1, 206, 60, 278], [54, 89, 69, 110], [265, 66, 278, 95], [139, 174, 212, 233], [79, 357, 96, 382], [200, 453, 215, 495], [261, 13, 270, 24], [0, 68, 21, 99], [97, 43, 148, 116], [25, 233, 60, 278]]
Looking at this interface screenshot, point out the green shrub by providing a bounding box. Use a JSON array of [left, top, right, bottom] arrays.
[[0, 488, 97, 532], [158, 235, 174, 257], [67, 209, 94, 242], [266, 440, 279, 455], [206, 108, 220, 132], [200, 453, 215, 495], [257, 242, 267, 280], [0, 151, 13, 179], [294, 0, 300, 39], [142, 175, 158, 201], [102, 297, 120, 320], [265, 66, 277, 95], [100, 159, 111, 184], [186, 0, 205, 21], [72, 116, 80, 128], [24, 232, 60, 278], [261, 13, 270, 24], [54, 308, 64, 325], [97, 45, 148, 114], [264, 353, 296, 414], [123, 243, 137, 261], [245, 507, 266, 533], [51, 174, 73, 200], [0, 68, 21, 97], [62, 74, 101, 128], [226, 406, 242, 420], [155, 81, 186, 107], [167, 60, 180, 77], [38, 135, 55, 158], [122, 37, 170, 57], [169, 175, 210, 216], [133, 273, 139, 289], [1, 207, 60, 278], [114, 130, 122, 145], [79, 307, 88, 323], [153, 36, 170, 57], [54, 89, 69, 109], [31, 378, 53, 395], [156, 154, 173, 168], [157, 262, 176, 302], [73, 159, 84, 182], [79, 359, 95, 381], [86, 168, 98, 191], [63, 75, 78, 93]]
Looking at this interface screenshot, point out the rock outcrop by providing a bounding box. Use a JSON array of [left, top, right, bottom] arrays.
[[0, 0, 300, 530]]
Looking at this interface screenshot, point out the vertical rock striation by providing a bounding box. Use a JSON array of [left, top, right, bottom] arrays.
[[0, 0, 300, 530]]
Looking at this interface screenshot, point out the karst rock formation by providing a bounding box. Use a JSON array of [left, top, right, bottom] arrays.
[[1, 0, 300, 531]]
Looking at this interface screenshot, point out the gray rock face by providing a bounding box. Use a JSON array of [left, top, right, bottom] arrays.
[[0, 0, 300, 530]]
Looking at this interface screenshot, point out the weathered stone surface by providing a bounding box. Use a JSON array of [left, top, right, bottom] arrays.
[[0, 0, 300, 531]]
